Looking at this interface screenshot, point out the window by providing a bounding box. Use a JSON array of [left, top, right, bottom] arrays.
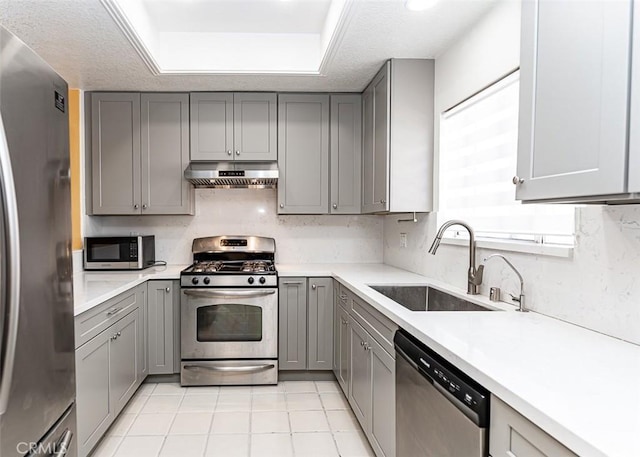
[[438, 71, 574, 246]]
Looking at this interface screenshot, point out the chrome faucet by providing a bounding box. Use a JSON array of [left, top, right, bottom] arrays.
[[483, 254, 527, 312], [428, 220, 483, 295]]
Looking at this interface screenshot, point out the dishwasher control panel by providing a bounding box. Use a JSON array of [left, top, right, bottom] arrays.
[[395, 329, 489, 427]]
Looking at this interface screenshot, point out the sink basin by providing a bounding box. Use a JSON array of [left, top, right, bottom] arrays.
[[369, 285, 491, 312]]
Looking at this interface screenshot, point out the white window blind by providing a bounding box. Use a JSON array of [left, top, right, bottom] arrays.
[[438, 71, 574, 245]]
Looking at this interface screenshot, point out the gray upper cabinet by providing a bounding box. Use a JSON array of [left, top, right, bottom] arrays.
[[89, 92, 193, 215], [147, 280, 176, 375], [362, 59, 434, 214], [330, 94, 362, 214], [190, 92, 277, 161], [91, 93, 141, 215], [516, 0, 633, 202], [234, 93, 278, 161], [141, 93, 193, 214], [307, 277, 334, 370], [278, 278, 308, 370], [278, 94, 330, 214]]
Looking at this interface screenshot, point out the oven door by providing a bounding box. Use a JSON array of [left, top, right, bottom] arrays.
[[181, 288, 277, 360]]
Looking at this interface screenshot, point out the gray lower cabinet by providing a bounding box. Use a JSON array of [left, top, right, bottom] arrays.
[[75, 285, 147, 457], [341, 283, 396, 457], [279, 277, 334, 371], [362, 59, 434, 214], [330, 94, 362, 214], [138, 285, 148, 379], [279, 278, 308, 370], [76, 308, 141, 457], [89, 92, 193, 215], [147, 280, 177, 375], [490, 396, 577, 457], [307, 278, 334, 370], [278, 94, 330, 214], [190, 92, 277, 161], [349, 318, 372, 427]]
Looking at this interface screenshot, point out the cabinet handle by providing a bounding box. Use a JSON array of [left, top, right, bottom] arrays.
[[111, 334, 117, 341], [106, 307, 122, 316], [134, 204, 139, 209], [312, 284, 317, 290], [332, 204, 337, 209], [227, 150, 232, 156], [166, 287, 171, 293], [380, 199, 387, 204], [117, 331, 121, 337], [235, 150, 240, 156], [142, 204, 148, 210], [360, 341, 365, 347], [279, 204, 284, 208], [512, 176, 524, 185]]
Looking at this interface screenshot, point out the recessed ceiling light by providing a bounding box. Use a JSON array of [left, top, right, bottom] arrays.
[[405, 0, 439, 11]]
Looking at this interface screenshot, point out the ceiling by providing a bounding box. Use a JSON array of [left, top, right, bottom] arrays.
[[0, 0, 499, 92]]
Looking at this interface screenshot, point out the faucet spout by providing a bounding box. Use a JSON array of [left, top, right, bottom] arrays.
[[428, 220, 482, 295]]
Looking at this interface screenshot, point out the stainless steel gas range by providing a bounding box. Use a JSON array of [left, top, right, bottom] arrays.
[[180, 235, 278, 386]]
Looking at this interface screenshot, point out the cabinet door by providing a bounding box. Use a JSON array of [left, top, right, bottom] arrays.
[[372, 64, 390, 212], [137, 285, 148, 380], [147, 281, 175, 375], [109, 310, 139, 414], [516, 0, 632, 201], [76, 329, 112, 457], [330, 94, 362, 214], [233, 93, 277, 161], [91, 93, 141, 215], [337, 304, 351, 395], [141, 93, 193, 215], [628, 2, 640, 193], [278, 278, 308, 370], [490, 397, 577, 457], [190, 93, 234, 161], [278, 94, 330, 214], [307, 277, 334, 370], [349, 319, 371, 431], [370, 338, 395, 457]]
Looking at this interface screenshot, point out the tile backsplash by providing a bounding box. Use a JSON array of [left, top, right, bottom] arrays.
[[84, 189, 384, 265]]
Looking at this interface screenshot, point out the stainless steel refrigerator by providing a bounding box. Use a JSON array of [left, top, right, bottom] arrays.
[[0, 26, 76, 456]]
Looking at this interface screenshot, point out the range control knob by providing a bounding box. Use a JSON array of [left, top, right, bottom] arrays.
[[259, 277, 266, 284], [203, 277, 210, 285], [248, 277, 255, 284], [191, 277, 199, 285]]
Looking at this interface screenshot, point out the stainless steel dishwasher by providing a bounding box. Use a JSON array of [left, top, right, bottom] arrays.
[[395, 329, 490, 457]]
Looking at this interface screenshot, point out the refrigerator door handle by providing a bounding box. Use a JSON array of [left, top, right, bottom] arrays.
[[52, 429, 73, 457], [0, 111, 21, 415]]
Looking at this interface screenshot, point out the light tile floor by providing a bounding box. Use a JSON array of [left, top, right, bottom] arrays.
[[91, 380, 375, 457]]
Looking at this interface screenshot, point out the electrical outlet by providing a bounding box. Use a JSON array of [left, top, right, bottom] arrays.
[[400, 233, 408, 248]]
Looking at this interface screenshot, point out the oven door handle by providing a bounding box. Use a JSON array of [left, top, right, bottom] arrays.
[[183, 363, 276, 373], [183, 289, 276, 299]]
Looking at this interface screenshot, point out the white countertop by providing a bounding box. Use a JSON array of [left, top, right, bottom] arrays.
[[279, 263, 640, 457], [73, 265, 186, 316], [73, 262, 640, 456]]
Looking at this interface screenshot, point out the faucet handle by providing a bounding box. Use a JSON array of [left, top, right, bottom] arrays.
[[472, 264, 484, 285], [508, 293, 521, 303]]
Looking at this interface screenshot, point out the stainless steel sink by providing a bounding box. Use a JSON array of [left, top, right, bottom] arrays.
[[369, 285, 492, 312]]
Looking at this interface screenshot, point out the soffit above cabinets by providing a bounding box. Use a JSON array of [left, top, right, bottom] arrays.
[[0, 0, 498, 91], [101, 0, 351, 75]]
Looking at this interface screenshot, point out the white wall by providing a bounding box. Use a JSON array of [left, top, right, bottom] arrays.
[[85, 189, 384, 265], [383, 1, 640, 346]]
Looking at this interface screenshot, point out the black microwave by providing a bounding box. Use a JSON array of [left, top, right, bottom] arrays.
[[84, 236, 155, 270]]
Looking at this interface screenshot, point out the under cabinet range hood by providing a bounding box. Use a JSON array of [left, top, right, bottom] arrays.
[[184, 162, 279, 189]]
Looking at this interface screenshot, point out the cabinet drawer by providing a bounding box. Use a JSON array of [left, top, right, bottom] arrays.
[[75, 286, 140, 349], [347, 289, 397, 356], [337, 283, 350, 308], [490, 396, 577, 457]]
